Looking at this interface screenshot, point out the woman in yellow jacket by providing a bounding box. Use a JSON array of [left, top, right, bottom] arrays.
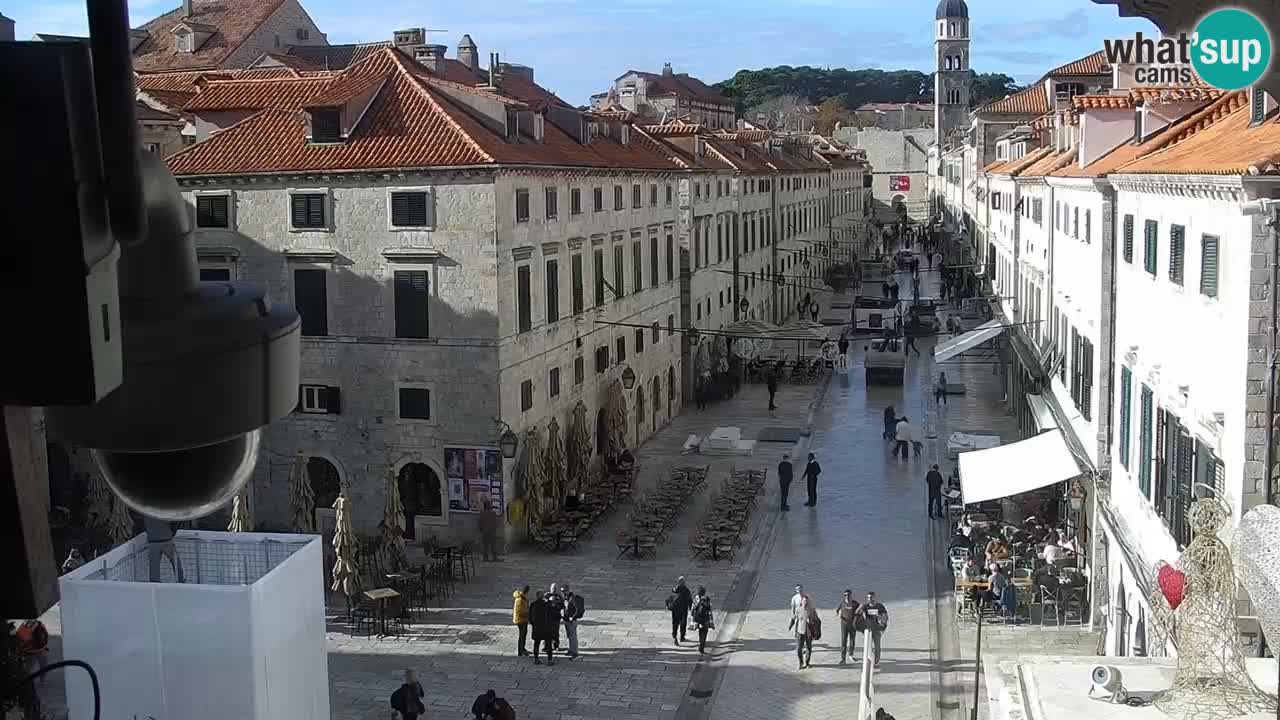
[[512, 585, 530, 657]]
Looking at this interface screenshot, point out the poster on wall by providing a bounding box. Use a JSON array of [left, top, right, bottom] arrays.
[[444, 447, 503, 513], [889, 175, 911, 192]]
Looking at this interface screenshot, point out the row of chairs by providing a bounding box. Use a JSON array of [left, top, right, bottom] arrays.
[[530, 465, 636, 553], [690, 468, 765, 562], [616, 465, 709, 559]]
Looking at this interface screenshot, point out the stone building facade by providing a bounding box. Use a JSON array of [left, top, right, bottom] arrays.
[[837, 126, 933, 222], [591, 64, 736, 129]]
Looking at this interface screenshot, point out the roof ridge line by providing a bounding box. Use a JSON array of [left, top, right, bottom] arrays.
[[629, 125, 691, 169], [165, 107, 276, 165], [388, 49, 495, 164], [1112, 91, 1247, 173]]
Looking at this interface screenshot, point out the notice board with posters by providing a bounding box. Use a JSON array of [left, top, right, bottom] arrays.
[[889, 175, 911, 192], [444, 447, 503, 513]]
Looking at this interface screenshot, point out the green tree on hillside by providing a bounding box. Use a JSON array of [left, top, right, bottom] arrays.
[[715, 66, 1021, 112]]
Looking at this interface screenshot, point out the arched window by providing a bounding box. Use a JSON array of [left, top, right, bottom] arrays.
[[945, 56, 953, 71], [949, 22, 956, 35]]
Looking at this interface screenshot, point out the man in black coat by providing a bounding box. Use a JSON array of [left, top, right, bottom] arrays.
[[669, 576, 694, 644], [803, 453, 822, 507], [926, 464, 945, 519], [390, 669, 425, 720], [528, 590, 554, 665], [777, 453, 794, 512]]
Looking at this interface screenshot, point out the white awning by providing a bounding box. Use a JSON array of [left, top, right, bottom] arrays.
[[933, 319, 1005, 363], [1026, 393, 1058, 432], [958, 429, 1082, 505]]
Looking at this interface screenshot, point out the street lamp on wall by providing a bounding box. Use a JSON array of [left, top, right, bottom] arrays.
[[620, 365, 637, 390], [495, 420, 519, 459]]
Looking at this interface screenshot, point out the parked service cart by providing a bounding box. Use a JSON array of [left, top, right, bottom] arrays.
[[864, 336, 906, 385], [852, 296, 900, 335]]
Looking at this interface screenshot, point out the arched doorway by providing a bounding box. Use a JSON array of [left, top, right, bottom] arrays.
[[398, 463, 442, 540], [308, 457, 342, 511], [595, 408, 608, 457]]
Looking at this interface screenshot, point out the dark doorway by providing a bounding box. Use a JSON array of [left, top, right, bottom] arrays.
[[46, 443, 77, 516], [1116, 584, 1129, 656], [595, 408, 608, 457], [398, 463, 442, 540], [308, 457, 341, 512]]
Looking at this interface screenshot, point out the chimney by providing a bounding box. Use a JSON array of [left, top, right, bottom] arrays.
[[183, 0, 193, 17], [393, 27, 424, 51], [662, 62, 673, 77], [458, 34, 479, 73], [487, 52, 501, 89], [415, 44, 446, 72], [0, 13, 13, 42]]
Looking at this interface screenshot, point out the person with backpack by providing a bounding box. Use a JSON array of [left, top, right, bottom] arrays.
[[667, 576, 693, 645], [690, 586, 715, 655], [561, 585, 584, 659], [390, 669, 425, 720]]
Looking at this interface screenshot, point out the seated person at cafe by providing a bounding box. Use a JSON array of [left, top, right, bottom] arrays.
[[961, 557, 986, 580], [984, 565, 1009, 606], [1041, 539, 1070, 563], [1034, 564, 1061, 595], [948, 530, 973, 553], [957, 515, 973, 537], [984, 537, 1010, 564]]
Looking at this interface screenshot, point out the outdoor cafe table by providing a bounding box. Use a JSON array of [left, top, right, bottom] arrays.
[[363, 587, 401, 636]]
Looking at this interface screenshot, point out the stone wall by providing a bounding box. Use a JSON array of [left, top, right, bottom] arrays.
[[838, 127, 932, 222], [224, 0, 328, 69]]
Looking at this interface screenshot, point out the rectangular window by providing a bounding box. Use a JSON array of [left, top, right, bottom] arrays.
[[545, 259, 560, 323], [398, 387, 432, 420], [196, 195, 229, 228], [1119, 366, 1132, 469], [516, 265, 532, 333], [200, 267, 231, 281], [571, 188, 582, 215], [593, 249, 605, 306], [1169, 224, 1185, 286], [613, 244, 625, 298], [667, 314, 674, 336], [1200, 234, 1220, 297], [391, 191, 432, 227], [1072, 207, 1079, 238], [1081, 338, 1094, 421], [520, 380, 533, 412], [666, 184, 673, 205], [574, 356, 584, 385], [393, 270, 430, 339], [650, 184, 658, 206], [1139, 384, 1154, 497], [545, 187, 558, 220], [614, 185, 623, 211], [515, 189, 530, 223], [635, 328, 644, 354], [593, 187, 603, 212], [294, 268, 328, 336], [299, 384, 340, 414], [1123, 214, 1134, 263], [1070, 327, 1081, 405], [309, 108, 341, 143], [615, 336, 626, 363], [1084, 209, 1091, 243], [649, 236, 659, 289], [1144, 219, 1158, 275], [666, 233, 675, 281], [290, 193, 326, 229], [632, 184, 642, 209], [651, 321, 660, 343], [571, 254, 584, 315], [632, 240, 642, 292], [549, 367, 561, 398], [595, 346, 609, 373]]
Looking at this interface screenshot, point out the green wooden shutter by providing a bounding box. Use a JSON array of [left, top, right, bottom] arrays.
[[1144, 220, 1158, 275], [1119, 366, 1132, 469], [1123, 215, 1134, 263], [1139, 384, 1154, 497], [1169, 224, 1185, 285], [1200, 235, 1219, 297]]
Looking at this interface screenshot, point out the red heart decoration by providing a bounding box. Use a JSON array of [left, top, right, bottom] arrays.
[[1158, 563, 1187, 611]]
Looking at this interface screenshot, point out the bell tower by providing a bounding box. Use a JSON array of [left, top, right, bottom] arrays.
[[934, 0, 971, 144]]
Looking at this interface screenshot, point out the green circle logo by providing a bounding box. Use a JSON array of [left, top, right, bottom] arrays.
[[1191, 8, 1272, 91]]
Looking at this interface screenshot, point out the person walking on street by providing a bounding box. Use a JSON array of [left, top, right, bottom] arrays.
[[838, 334, 850, 356], [766, 370, 779, 411], [837, 590, 861, 664], [926, 465, 945, 519], [512, 585, 530, 656], [883, 405, 898, 441], [802, 453, 822, 507], [528, 589, 554, 665], [903, 332, 920, 357], [390, 669, 426, 720], [858, 592, 889, 666], [478, 499, 500, 561], [791, 584, 805, 614], [911, 420, 924, 458], [561, 585, 583, 659], [935, 371, 949, 405], [778, 453, 794, 511], [894, 417, 913, 460], [789, 593, 818, 669], [668, 576, 694, 644], [691, 586, 715, 654]]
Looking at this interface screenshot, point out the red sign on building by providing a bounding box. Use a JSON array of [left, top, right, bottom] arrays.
[[889, 175, 911, 192]]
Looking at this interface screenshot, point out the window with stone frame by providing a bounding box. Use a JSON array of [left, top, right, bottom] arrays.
[[616, 336, 626, 363], [593, 248, 605, 306], [571, 188, 582, 215], [515, 189, 530, 223], [1200, 234, 1220, 298], [574, 356, 585, 385], [593, 187, 603, 212], [393, 270, 430, 339], [571, 254, 584, 315], [649, 235, 659, 289], [614, 185, 624, 210], [196, 194, 230, 228], [294, 268, 328, 336], [520, 379, 533, 412], [649, 183, 658, 206], [516, 264, 532, 333], [632, 239, 643, 292], [635, 328, 644, 354], [544, 186, 558, 220], [545, 258, 560, 323], [665, 232, 674, 282], [613, 243, 625, 298], [549, 367, 561, 398]]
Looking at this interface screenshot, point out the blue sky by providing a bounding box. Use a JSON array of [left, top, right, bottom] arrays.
[[7, 0, 1152, 103]]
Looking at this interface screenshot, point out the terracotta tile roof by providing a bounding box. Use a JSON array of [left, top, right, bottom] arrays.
[[978, 84, 1048, 115], [137, 69, 240, 92], [287, 42, 390, 70], [135, 100, 181, 122], [1129, 87, 1223, 104], [643, 122, 704, 137], [1052, 91, 1245, 177], [855, 102, 934, 112], [1019, 148, 1077, 177], [982, 158, 1006, 172], [306, 71, 388, 108], [167, 48, 687, 176], [622, 70, 732, 105], [131, 0, 287, 72], [1114, 93, 1280, 175], [249, 52, 321, 72], [1001, 146, 1054, 175], [1073, 94, 1132, 110], [1045, 50, 1108, 77]]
